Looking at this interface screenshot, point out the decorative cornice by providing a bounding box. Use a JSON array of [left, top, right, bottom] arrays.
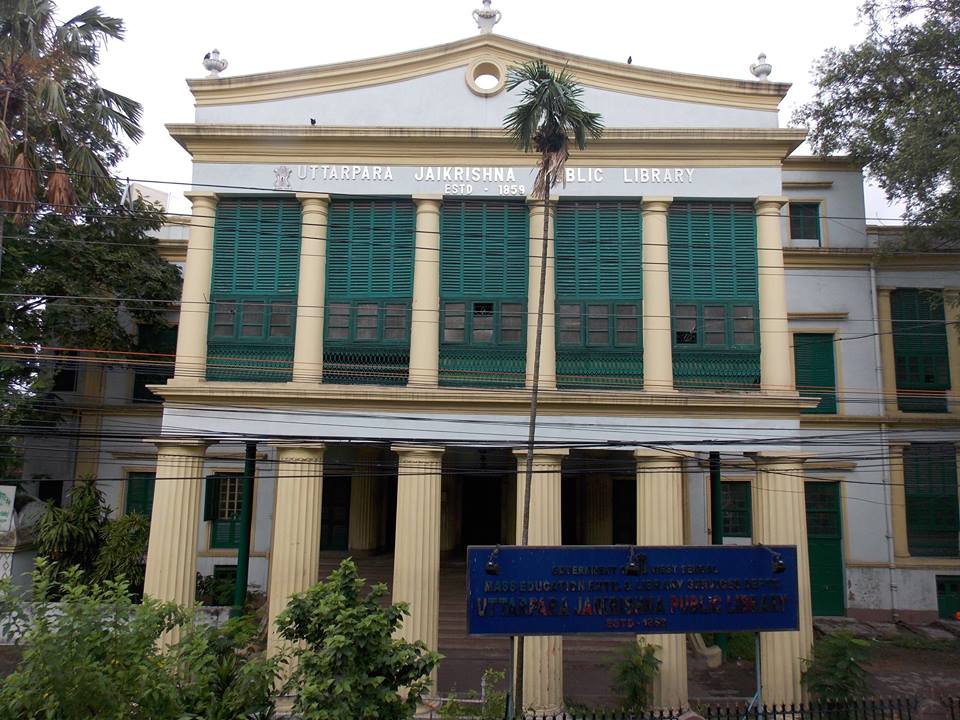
[[186, 34, 791, 110]]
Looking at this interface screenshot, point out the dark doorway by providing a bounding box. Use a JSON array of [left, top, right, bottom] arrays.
[[461, 475, 502, 547], [612, 475, 637, 544], [320, 475, 350, 551]]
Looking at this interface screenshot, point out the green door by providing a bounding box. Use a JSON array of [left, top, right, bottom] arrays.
[[937, 575, 960, 620], [805, 482, 845, 616]]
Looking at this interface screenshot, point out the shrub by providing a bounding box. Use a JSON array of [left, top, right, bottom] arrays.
[[801, 632, 871, 699], [34, 477, 109, 577], [277, 558, 442, 720], [612, 638, 661, 715], [93, 511, 151, 598]]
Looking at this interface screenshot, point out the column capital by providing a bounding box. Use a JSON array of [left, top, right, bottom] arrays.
[[512, 447, 569, 461], [526, 195, 560, 208], [295, 192, 330, 205], [641, 197, 673, 213], [412, 193, 443, 204], [747, 450, 814, 466], [877, 286, 894, 295], [272, 443, 326, 461], [392, 443, 445, 459], [754, 196, 789, 212], [634, 448, 692, 462], [146, 437, 212, 453], [183, 191, 218, 205]]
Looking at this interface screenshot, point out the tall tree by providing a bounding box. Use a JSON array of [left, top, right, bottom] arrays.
[[503, 59, 602, 717], [796, 0, 960, 248], [0, 1, 180, 478]]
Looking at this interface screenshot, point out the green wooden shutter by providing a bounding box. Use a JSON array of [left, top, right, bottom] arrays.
[[789, 203, 821, 242], [904, 443, 959, 557], [440, 201, 528, 297], [203, 475, 219, 522], [805, 482, 845, 616], [891, 289, 950, 412], [720, 481, 751, 538], [125, 472, 156, 518], [794, 333, 837, 414]]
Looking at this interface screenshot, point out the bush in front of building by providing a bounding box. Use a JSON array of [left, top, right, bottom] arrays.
[[0, 562, 281, 720], [801, 632, 871, 699], [612, 638, 661, 714], [276, 558, 442, 720]]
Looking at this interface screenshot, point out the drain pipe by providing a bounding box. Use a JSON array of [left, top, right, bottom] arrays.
[[870, 261, 899, 622]]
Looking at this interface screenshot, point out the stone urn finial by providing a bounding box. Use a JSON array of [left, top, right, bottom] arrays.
[[473, 0, 501, 34], [202, 48, 228, 78], [750, 52, 772, 81]]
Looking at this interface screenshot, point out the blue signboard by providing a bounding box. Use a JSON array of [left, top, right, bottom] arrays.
[[467, 545, 799, 636]]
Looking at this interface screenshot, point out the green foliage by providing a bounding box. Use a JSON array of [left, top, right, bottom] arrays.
[[196, 571, 237, 606], [801, 632, 871, 699], [612, 639, 661, 714], [34, 477, 109, 576], [277, 558, 442, 720], [0, 562, 184, 720], [93, 511, 151, 597], [795, 0, 960, 247], [438, 669, 507, 720], [171, 616, 281, 720], [0, 562, 281, 720]]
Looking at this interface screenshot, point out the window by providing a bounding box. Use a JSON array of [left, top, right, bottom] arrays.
[[789, 202, 822, 243], [212, 301, 237, 338], [720, 481, 752, 538], [903, 444, 959, 557], [441, 301, 524, 346], [891, 289, 950, 412], [672, 303, 757, 348], [557, 302, 642, 348], [51, 353, 78, 392], [325, 301, 410, 344], [134, 325, 177, 403], [204, 472, 247, 549], [125, 471, 156, 518], [674, 304, 698, 345], [794, 333, 838, 414]]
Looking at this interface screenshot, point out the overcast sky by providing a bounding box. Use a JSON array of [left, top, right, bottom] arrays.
[[55, 0, 900, 222]]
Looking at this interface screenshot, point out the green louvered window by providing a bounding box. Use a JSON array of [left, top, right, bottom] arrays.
[[207, 197, 301, 382], [720, 481, 751, 538], [324, 199, 414, 385], [789, 202, 822, 245], [125, 471, 156, 519], [891, 289, 950, 412], [439, 200, 528, 387], [204, 472, 245, 549], [904, 443, 959, 557], [794, 333, 838, 414], [668, 201, 760, 390], [554, 201, 643, 388]]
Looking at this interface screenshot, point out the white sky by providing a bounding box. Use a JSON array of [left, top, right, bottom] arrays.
[[56, 0, 901, 222]]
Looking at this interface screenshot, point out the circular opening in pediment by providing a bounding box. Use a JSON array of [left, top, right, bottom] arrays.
[[466, 59, 506, 97]]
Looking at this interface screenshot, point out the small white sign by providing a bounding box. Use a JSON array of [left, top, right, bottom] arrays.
[[0, 485, 16, 533]]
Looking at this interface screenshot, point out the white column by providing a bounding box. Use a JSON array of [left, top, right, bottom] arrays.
[[642, 197, 675, 392], [513, 448, 568, 715], [755, 197, 794, 394], [634, 449, 689, 709], [408, 196, 442, 387], [143, 439, 210, 646], [749, 452, 814, 705], [391, 445, 444, 692], [525, 197, 558, 390], [292, 193, 330, 383], [173, 193, 217, 381], [266, 444, 325, 657]]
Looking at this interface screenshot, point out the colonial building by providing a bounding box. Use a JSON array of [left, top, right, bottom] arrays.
[[18, 9, 960, 714]]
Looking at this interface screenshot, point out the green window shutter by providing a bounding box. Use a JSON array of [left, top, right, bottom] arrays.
[[125, 472, 156, 518], [904, 443, 959, 557], [212, 198, 302, 294], [789, 203, 821, 242], [440, 201, 528, 297], [203, 475, 219, 522], [891, 289, 950, 411], [555, 201, 642, 298], [794, 333, 837, 414], [720, 481, 751, 538], [326, 199, 415, 298]]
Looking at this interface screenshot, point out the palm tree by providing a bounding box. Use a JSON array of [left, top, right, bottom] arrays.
[[0, 0, 143, 273], [503, 59, 603, 717]]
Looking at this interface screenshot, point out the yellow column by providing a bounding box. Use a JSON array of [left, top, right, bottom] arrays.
[[292, 194, 330, 383], [749, 453, 814, 706], [513, 448, 568, 715], [634, 449, 688, 710], [143, 439, 210, 645], [582, 474, 613, 545], [642, 198, 675, 392], [755, 198, 793, 394], [266, 444, 325, 657], [888, 443, 910, 559], [944, 289, 960, 415], [348, 448, 380, 552], [391, 445, 444, 691], [173, 192, 217, 382], [526, 197, 558, 390], [877, 288, 899, 416], [408, 196, 442, 387]]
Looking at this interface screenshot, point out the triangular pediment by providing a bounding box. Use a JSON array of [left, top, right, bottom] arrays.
[[188, 34, 789, 112]]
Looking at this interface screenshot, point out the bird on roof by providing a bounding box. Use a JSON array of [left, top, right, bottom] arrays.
[[310, 118, 317, 126], [203, 52, 211, 61], [627, 56, 632, 65]]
